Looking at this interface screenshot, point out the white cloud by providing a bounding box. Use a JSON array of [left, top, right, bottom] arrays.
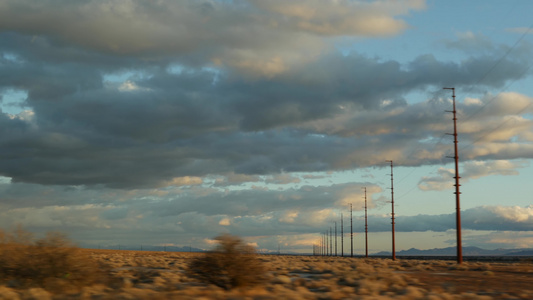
[[419, 160, 529, 191], [484, 205, 533, 223], [218, 218, 231, 226], [164, 176, 203, 187], [118, 80, 150, 92]]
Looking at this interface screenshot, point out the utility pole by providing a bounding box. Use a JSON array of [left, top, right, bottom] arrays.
[[322, 232, 325, 256], [329, 227, 333, 256], [334, 221, 337, 256], [350, 203, 353, 257], [444, 87, 463, 264], [364, 187, 368, 258], [319, 236, 322, 256], [386, 160, 396, 261], [325, 231, 328, 256], [341, 213, 344, 257]]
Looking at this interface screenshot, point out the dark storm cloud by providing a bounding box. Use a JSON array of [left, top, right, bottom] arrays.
[[0, 50, 531, 187], [0, 0, 531, 190]]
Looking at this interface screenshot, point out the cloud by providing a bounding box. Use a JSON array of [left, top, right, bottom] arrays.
[[2, 57, 530, 189], [251, 0, 424, 36], [265, 173, 301, 185], [1, 171, 531, 249], [213, 173, 261, 186], [218, 218, 231, 226], [163, 176, 203, 187], [463, 205, 533, 231], [0, 1, 533, 252], [0, 0, 424, 77], [463, 231, 533, 249], [1, 12, 532, 188], [418, 160, 529, 191], [505, 27, 533, 35]]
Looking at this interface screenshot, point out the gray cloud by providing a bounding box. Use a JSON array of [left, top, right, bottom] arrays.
[[418, 160, 529, 191], [367, 205, 533, 232], [1, 46, 531, 188], [2, 177, 531, 249], [1, 0, 533, 252]]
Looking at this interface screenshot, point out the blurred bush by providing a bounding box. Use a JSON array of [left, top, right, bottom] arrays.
[[0, 226, 112, 292], [187, 234, 266, 290]]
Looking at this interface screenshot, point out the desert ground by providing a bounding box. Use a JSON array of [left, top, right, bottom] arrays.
[[1, 248, 532, 300]]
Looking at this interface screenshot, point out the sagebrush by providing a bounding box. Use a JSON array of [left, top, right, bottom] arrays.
[[0, 226, 112, 292], [187, 234, 266, 290]]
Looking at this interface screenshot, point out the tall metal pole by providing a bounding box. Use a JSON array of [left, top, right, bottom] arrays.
[[334, 221, 337, 256], [341, 213, 344, 257], [325, 231, 329, 256], [329, 227, 333, 256], [350, 203, 353, 257], [364, 187, 368, 258], [386, 160, 396, 261], [444, 87, 463, 264], [323, 232, 326, 256], [320, 234, 323, 256]]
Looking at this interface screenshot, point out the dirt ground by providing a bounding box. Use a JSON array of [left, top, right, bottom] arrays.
[[406, 260, 533, 299], [3, 248, 533, 299], [84, 249, 533, 299]]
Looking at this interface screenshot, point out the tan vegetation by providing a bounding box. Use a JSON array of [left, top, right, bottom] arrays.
[[187, 234, 266, 290], [0, 227, 112, 293], [1, 228, 532, 299]]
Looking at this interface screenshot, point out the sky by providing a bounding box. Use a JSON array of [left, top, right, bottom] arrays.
[[0, 0, 532, 254]]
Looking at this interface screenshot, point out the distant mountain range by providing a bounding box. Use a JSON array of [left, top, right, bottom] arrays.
[[85, 245, 205, 252], [373, 246, 533, 256]]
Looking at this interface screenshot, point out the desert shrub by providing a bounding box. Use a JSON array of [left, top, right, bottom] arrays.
[[0, 226, 112, 291], [187, 234, 266, 290]]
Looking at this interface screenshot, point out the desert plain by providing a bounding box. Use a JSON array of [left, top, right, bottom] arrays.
[[1, 248, 533, 300]]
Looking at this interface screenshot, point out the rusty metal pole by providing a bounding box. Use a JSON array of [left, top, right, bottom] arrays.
[[329, 227, 333, 256], [322, 234, 325, 256], [341, 213, 344, 257], [335, 221, 337, 256], [323, 232, 326, 256], [325, 231, 329, 256], [386, 160, 396, 261], [364, 187, 368, 258], [350, 203, 353, 257], [444, 87, 463, 264]]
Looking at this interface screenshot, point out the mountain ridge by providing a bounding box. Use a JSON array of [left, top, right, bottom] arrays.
[[373, 246, 533, 256]]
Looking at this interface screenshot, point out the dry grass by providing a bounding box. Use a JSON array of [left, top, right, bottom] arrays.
[[0, 226, 113, 292], [187, 234, 266, 290]]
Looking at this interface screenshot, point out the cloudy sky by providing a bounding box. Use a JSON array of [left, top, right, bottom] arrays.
[[0, 0, 532, 254]]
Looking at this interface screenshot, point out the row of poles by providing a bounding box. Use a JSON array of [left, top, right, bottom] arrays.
[[312, 173, 391, 259], [312, 87, 462, 264]]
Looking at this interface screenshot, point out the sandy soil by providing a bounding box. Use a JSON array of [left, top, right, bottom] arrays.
[[1, 249, 532, 299]]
